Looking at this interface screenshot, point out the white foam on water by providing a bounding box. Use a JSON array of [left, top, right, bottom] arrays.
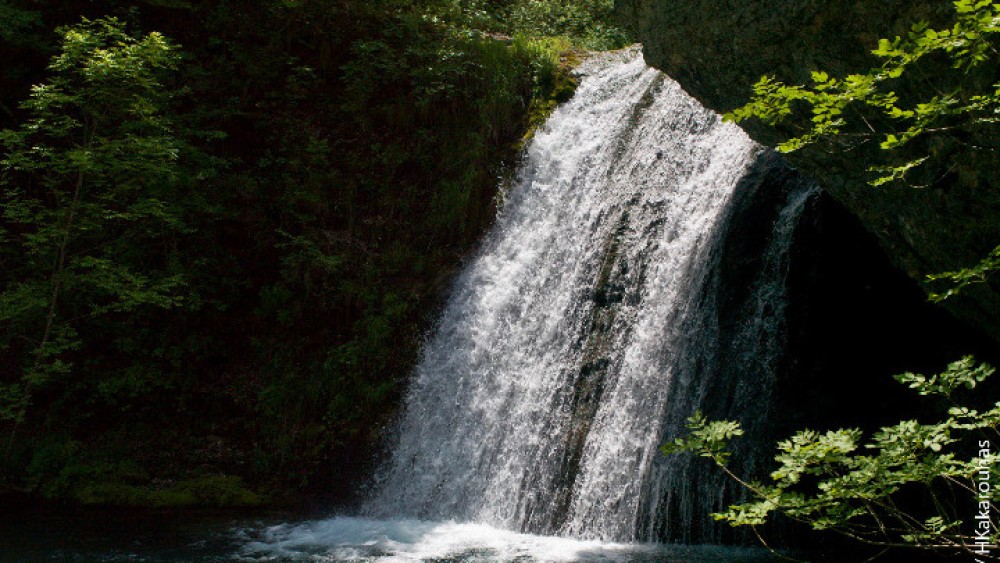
[[237, 516, 776, 562]]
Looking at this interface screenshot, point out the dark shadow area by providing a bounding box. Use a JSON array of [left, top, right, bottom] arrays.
[[763, 168, 999, 561]]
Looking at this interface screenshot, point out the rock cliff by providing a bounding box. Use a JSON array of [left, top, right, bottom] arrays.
[[617, 0, 1000, 341]]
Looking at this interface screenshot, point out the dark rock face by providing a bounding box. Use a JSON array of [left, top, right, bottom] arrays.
[[616, 0, 1000, 341], [615, 1, 953, 120], [664, 152, 998, 548]]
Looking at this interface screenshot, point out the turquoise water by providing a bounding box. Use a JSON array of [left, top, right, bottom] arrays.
[[0, 509, 782, 562]]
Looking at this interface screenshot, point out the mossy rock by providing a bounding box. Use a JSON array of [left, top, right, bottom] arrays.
[[74, 474, 264, 508]]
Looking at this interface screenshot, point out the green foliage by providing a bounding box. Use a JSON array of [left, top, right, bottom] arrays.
[[443, 0, 630, 50], [503, 0, 629, 50], [727, 0, 1000, 329], [895, 355, 996, 397], [665, 358, 1000, 557], [75, 474, 262, 507], [239, 5, 559, 482], [682, 4, 1000, 555], [0, 17, 196, 436], [0, 0, 610, 504], [22, 437, 260, 506], [0, 1, 40, 43], [726, 0, 1000, 186], [927, 245, 1000, 302], [661, 411, 745, 465]]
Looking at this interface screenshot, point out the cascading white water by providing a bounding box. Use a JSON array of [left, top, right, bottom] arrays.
[[363, 48, 817, 544], [635, 178, 817, 543]]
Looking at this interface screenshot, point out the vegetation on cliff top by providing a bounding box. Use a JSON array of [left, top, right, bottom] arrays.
[[0, 0, 628, 507]]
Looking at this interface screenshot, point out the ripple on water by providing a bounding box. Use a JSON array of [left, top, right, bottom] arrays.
[[235, 516, 781, 562]]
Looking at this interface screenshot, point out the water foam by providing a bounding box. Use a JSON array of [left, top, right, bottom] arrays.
[[239, 516, 775, 562]]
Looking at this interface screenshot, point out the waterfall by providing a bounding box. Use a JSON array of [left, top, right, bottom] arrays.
[[365, 48, 817, 543]]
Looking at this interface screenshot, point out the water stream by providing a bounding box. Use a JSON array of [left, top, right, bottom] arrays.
[[363, 48, 815, 547], [4, 49, 815, 563]]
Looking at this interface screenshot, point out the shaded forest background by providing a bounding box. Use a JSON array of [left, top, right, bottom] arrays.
[[0, 0, 628, 507]]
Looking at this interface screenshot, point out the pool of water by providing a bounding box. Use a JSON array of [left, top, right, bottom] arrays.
[[240, 517, 781, 562], [0, 510, 782, 562]]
